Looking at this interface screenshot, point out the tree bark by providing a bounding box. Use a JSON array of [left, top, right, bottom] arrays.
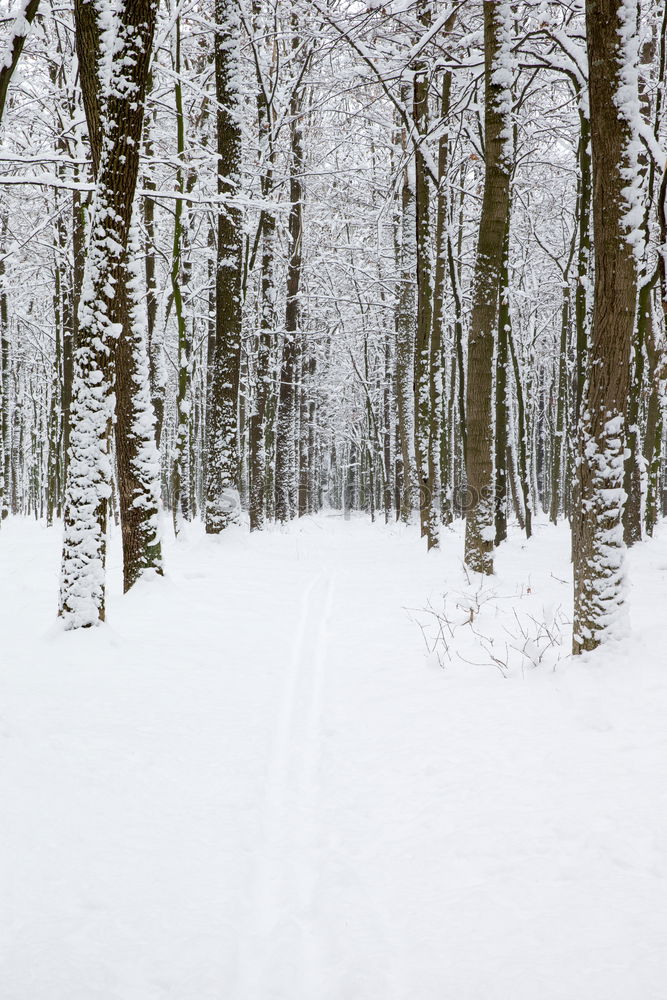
[[494, 250, 509, 545], [60, 0, 159, 625], [171, 16, 193, 536], [395, 106, 417, 524], [413, 61, 434, 545], [206, 0, 243, 533], [464, 1, 512, 573], [75, 0, 162, 592], [572, 0, 639, 654], [275, 41, 306, 523], [249, 7, 277, 531]]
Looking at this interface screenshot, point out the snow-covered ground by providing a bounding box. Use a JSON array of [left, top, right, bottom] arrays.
[[1, 513, 666, 1000]]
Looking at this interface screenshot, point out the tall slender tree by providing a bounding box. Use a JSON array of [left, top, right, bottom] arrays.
[[275, 28, 308, 523], [206, 0, 243, 533], [248, 1, 277, 531], [464, 0, 513, 574], [412, 26, 434, 545]]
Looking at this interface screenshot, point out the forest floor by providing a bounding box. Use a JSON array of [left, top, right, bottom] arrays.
[[1, 512, 667, 1000]]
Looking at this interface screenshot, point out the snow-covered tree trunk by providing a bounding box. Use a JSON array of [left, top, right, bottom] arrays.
[[623, 27, 660, 546], [395, 109, 417, 525], [464, 0, 513, 574], [298, 346, 311, 517], [412, 59, 434, 545], [73, 0, 162, 590], [171, 15, 192, 536], [306, 355, 318, 514], [508, 320, 532, 538], [206, 0, 243, 534], [114, 220, 163, 589], [622, 281, 647, 546], [549, 289, 570, 526], [382, 319, 393, 524], [494, 222, 510, 545], [142, 82, 165, 451], [249, 214, 276, 531], [428, 59, 454, 542], [59, 0, 158, 626], [429, 13, 457, 534], [0, 239, 6, 524], [642, 300, 661, 536], [574, 97, 592, 423], [68, 180, 85, 479], [572, 0, 641, 654], [47, 214, 63, 524], [248, 4, 276, 532], [0, 213, 9, 522], [249, 210, 275, 531], [275, 40, 306, 524]]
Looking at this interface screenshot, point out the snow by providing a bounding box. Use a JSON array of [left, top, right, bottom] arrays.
[[2, 514, 667, 999], [0, 0, 34, 74]]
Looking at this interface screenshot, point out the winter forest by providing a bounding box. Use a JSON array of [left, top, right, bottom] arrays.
[[1, 0, 667, 996]]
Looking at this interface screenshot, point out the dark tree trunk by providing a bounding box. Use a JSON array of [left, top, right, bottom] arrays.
[[573, 0, 639, 654], [61, 0, 159, 624], [275, 44, 305, 522], [464, 1, 512, 573], [206, 0, 243, 533], [74, 0, 162, 593], [412, 60, 434, 545]]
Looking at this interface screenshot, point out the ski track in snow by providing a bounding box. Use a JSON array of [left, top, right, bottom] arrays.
[[1, 514, 667, 1000], [238, 571, 333, 1000]]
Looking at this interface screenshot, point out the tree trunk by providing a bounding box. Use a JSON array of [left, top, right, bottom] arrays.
[[464, 1, 512, 573], [74, 0, 162, 591], [494, 218, 511, 545], [572, 0, 639, 654], [114, 223, 163, 590], [142, 85, 165, 451], [60, 0, 158, 626], [275, 41, 306, 523], [206, 0, 243, 533], [622, 280, 649, 546], [574, 101, 592, 422], [395, 107, 417, 524], [413, 60, 434, 545], [249, 212, 276, 530], [171, 17, 193, 536], [508, 321, 532, 539], [249, 10, 276, 531], [0, 227, 7, 523]]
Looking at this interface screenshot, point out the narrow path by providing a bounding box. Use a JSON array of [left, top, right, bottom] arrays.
[[236, 572, 334, 999]]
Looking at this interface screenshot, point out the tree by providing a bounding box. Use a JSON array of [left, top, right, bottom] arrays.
[[275, 23, 308, 523], [572, 0, 641, 654], [206, 0, 243, 534], [248, 0, 278, 531], [59, 0, 159, 626], [73, 0, 163, 593], [412, 7, 435, 546], [464, 0, 513, 574], [395, 116, 417, 525]]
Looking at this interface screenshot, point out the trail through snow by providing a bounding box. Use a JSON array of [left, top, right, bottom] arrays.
[[1, 514, 666, 999]]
